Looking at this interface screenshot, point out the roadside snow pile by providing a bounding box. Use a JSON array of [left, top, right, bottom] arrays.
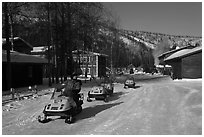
[[3, 101, 23, 112], [174, 78, 202, 82], [2, 88, 54, 112], [40, 88, 55, 95]]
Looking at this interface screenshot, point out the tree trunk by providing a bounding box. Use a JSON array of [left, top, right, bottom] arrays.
[[54, 3, 59, 84], [61, 3, 66, 81], [55, 44, 59, 84], [49, 5, 55, 84], [67, 2, 73, 78], [47, 3, 52, 86], [4, 3, 12, 91]]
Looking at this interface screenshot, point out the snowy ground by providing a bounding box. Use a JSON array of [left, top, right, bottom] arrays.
[[2, 75, 202, 135]]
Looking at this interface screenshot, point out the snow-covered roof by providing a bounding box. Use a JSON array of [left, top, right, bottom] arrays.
[[72, 50, 108, 57], [2, 50, 48, 63], [164, 46, 202, 61], [156, 65, 171, 68], [158, 45, 195, 59], [2, 37, 33, 49]]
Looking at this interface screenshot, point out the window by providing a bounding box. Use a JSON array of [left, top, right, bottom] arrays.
[[80, 56, 88, 63], [83, 57, 87, 62], [87, 68, 91, 74], [87, 56, 91, 63], [81, 67, 91, 75]]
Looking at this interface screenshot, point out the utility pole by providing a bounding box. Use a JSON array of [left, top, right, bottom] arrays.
[[4, 3, 12, 90]]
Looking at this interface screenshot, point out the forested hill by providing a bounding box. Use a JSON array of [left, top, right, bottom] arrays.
[[119, 29, 202, 66], [121, 29, 202, 49]]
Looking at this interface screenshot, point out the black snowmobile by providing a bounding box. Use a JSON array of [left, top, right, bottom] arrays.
[[38, 80, 84, 124]]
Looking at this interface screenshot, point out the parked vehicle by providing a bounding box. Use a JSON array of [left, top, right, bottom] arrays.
[[87, 78, 114, 102], [78, 74, 92, 81], [124, 77, 136, 89]]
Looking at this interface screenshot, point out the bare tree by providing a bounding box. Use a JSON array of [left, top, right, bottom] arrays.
[[3, 2, 12, 91], [47, 3, 52, 86]]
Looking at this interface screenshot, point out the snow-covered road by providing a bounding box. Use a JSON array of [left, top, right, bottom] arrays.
[[2, 76, 202, 135]]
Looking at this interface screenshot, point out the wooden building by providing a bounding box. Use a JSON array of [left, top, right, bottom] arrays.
[[157, 45, 195, 75], [2, 37, 48, 91], [72, 50, 108, 78], [2, 51, 48, 90], [164, 46, 202, 79]]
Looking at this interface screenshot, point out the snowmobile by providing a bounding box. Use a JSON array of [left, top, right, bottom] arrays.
[[124, 77, 136, 89], [87, 78, 114, 102], [38, 88, 84, 124]]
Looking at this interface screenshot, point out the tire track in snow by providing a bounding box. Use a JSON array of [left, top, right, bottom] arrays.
[[86, 84, 141, 134], [92, 84, 154, 134], [168, 85, 201, 134], [3, 95, 50, 132]]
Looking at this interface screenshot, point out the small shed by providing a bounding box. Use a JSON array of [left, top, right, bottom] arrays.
[[2, 50, 48, 90], [164, 46, 202, 79]]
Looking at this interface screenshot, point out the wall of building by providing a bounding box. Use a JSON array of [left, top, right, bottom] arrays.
[[98, 56, 107, 77], [3, 63, 43, 91], [73, 53, 107, 78], [166, 59, 182, 79], [182, 52, 202, 78], [165, 51, 202, 79], [73, 54, 97, 77]]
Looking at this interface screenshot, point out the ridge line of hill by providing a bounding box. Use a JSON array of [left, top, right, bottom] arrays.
[[121, 29, 202, 39]]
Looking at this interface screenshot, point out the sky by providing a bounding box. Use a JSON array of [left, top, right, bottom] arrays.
[[103, 2, 202, 37]]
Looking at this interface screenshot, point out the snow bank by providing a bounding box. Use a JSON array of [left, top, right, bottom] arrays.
[[174, 78, 202, 81]]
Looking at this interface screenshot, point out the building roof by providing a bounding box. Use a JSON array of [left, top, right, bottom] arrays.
[[158, 45, 195, 59], [72, 50, 108, 57], [2, 50, 48, 63], [164, 46, 202, 62], [2, 37, 33, 50]]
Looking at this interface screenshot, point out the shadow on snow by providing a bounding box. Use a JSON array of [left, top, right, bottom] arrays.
[[76, 101, 123, 121], [40, 102, 123, 123], [107, 91, 129, 102]]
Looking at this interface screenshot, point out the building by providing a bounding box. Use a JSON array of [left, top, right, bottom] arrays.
[[164, 46, 202, 79], [2, 37, 48, 91], [157, 45, 196, 75], [72, 50, 108, 78]]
